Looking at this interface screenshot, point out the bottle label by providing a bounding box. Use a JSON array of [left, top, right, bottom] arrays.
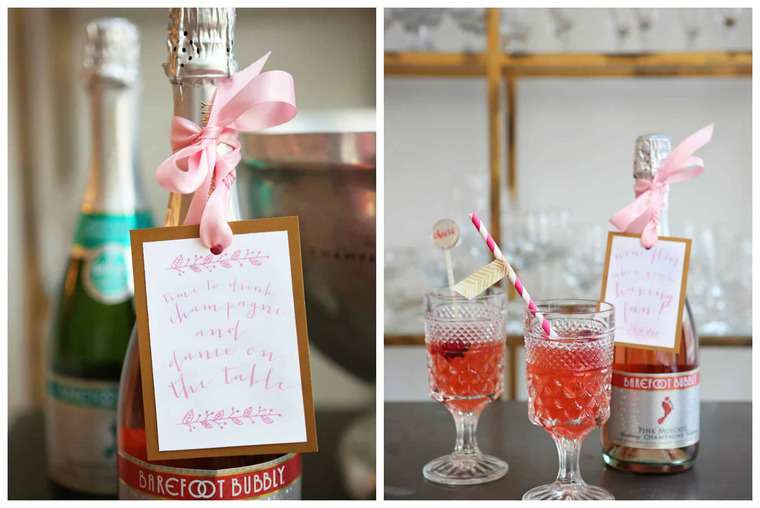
[[72, 211, 153, 304], [45, 373, 119, 495], [607, 368, 700, 449], [117, 451, 301, 500]]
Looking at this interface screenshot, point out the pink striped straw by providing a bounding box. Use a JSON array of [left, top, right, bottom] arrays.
[[469, 212, 555, 338]]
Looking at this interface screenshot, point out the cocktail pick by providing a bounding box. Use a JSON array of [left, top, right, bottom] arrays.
[[456, 212, 555, 338], [432, 218, 460, 290]]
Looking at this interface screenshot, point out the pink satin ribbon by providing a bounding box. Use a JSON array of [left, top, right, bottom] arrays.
[[610, 124, 714, 248], [156, 52, 297, 253]]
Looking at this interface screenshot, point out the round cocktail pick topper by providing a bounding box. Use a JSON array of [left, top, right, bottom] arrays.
[[432, 218, 460, 289], [432, 218, 460, 250]]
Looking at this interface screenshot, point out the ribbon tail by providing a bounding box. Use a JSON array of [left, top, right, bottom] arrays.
[[155, 144, 207, 193], [641, 221, 659, 249], [200, 183, 233, 252], [609, 192, 650, 232]]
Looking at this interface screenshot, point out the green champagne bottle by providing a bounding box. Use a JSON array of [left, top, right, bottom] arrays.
[[45, 18, 153, 497]]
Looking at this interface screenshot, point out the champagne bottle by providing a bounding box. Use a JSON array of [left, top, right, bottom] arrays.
[[45, 18, 153, 497], [601, 134, 700, 473], [116, 9, 302, 500]]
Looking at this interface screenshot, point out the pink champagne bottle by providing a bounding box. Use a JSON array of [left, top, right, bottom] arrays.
[[601, 133, 699, 473], [117, 8, 301, 499]]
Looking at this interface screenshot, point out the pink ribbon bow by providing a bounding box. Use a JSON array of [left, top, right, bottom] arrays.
[[156, 52, 297, 253], [610, 124, 714, 249]]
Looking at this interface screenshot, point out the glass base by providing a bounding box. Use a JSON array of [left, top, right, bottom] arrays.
[[423, 453, 508, 486], [522, 482, 614, 500]]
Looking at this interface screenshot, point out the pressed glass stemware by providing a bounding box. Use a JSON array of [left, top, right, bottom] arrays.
[[523, 300, 615, 500], [423, 288, 508, 485]]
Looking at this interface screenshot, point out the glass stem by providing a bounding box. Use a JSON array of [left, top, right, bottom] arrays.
[[553, 435, 585, 486], [452, 410, 481, 457]]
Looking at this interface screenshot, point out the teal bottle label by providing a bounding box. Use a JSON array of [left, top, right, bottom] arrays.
[[46, 373, 120, 494], [72, 211, 153, 304]]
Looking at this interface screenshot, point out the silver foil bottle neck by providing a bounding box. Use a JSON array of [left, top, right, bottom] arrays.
[[83, 17, 139, 85], [633, 133, 672, 181], [164, 8, 238, 84]]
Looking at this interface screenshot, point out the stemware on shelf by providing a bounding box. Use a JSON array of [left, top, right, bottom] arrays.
[[548, 8, 573, 51], [634, 8, 658, 52], [679, 9, 704, 50], [394, 8, 446, 52], [714, 8, 743, 51], [501, 8, 531, 54], [608, 8, 636, 53], [448, 8, 485, 54]]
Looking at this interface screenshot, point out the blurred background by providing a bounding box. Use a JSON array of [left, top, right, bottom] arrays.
[[9, 8, 375, 499], [384, 8, 752, 402]]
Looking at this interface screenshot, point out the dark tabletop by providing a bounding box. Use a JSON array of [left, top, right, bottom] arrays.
[[384, 401, 751, 501], [9, 408, 368, 501]]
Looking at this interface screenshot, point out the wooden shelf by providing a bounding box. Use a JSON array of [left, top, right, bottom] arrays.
[[503, 51, 752, 78], [384, 51, 486, 76], [385, 50, 752, 78]]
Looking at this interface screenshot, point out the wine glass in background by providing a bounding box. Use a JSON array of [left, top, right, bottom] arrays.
[[534, 208, 571, 298], [714, 8, 743, 51], [385, 247, 443, 334], [562, 223, 606, 299], [714, 229, 752, 336], [683, 223, 729, 336], [548, 9, 573, 51], [395, 8, 446, 52], [448, 8, 485, 53], [679, 9, 704, 50], [608, 8, 636, 53], [501, 8, 532, 54], [634, 8, 658, 52]]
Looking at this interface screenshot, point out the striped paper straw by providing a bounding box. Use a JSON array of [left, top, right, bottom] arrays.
[[469, 212, 555, 338]]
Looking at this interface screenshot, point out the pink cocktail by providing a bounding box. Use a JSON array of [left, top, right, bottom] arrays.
[[428, 338, 504, 413], [423, 288, 508, 486], [523, 300, 615, 500]]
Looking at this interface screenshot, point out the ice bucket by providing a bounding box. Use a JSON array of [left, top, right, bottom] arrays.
[[237, 110, 375, 382]]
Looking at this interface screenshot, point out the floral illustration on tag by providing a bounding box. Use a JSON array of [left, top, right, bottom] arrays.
[[179, 406, 282, 431], [168, 249, 270, 275]]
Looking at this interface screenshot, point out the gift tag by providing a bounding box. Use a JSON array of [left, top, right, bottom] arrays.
[[130, 217, 317, 460], [599, 232, 692, 352]]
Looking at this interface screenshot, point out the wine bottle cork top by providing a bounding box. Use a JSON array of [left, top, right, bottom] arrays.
[[83, 17, 139, 85], [633, 133, 672, 180], [164, 8, 238, 83]]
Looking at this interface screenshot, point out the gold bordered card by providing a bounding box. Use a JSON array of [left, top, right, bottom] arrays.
[[130, 218, 317, 460], [599, 231, 692, 352]]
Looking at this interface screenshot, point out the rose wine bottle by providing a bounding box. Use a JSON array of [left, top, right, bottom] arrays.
[[601, 134, 700, 473], [45, 18, 154, 497], [117, 9, 301, 500]]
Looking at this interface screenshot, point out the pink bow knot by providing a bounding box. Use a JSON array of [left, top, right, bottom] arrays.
[[155, 52, 297, 253], [198, 125, 225, 141], [609, 124, 713, 249]]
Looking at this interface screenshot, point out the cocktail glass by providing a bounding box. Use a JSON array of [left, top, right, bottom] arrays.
[[523, 299, 615, 500], [423, 288, 508, 485]]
